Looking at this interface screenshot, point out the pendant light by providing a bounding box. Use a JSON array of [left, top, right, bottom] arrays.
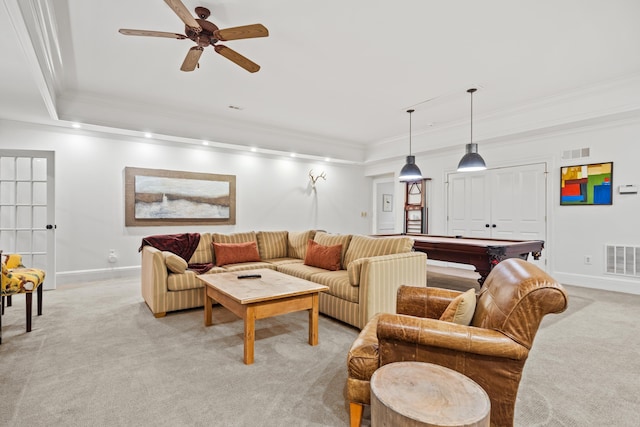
[[457, 88, 487, 172], [399, 109, 423, 182]]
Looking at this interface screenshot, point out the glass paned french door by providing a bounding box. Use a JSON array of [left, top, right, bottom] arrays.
[[0, 150, 55, 289]]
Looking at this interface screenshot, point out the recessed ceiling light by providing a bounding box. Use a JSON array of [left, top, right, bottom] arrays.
[[290, 153, 297, 158], [325, 157, 331, 162], [202, 141, 209, 146], [250, 147, 257, 152], [71, 123, 81, 129], [144, 132, 152, 138]]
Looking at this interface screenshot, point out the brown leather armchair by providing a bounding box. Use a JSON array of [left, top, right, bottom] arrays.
[[346, 258, 568, 427]]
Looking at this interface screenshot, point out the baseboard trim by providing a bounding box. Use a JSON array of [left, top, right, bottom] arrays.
[[56, 266, 140, 286], [553, 271, 640, 295]]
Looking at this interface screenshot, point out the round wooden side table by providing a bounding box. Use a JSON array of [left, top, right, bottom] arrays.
[[370, 362, 490, 427]]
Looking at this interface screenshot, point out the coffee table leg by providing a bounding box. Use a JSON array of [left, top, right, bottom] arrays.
[[309, 293, 319, 346], [204, 287, 213, 327], [244, 306, 256, 364]]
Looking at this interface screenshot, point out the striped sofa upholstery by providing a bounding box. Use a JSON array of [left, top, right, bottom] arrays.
[[140, 231, 427, 328]]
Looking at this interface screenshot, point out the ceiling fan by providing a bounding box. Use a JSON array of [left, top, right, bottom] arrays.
[[119, 0, 268, 72]]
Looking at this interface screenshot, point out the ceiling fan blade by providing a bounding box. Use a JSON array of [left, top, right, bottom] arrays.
[[214, 24, 269, 41], [181, 46, 203, 72], [164, 0, 201, 32], [214, 45, 260, 73], [119, 29, 187, 39]]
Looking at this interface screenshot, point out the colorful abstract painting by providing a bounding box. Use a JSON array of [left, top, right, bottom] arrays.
[[560, 162, 613, 205]]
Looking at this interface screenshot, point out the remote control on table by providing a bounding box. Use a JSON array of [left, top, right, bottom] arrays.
[[237, 274, 262, 279]]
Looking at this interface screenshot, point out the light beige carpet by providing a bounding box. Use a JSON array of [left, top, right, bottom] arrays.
[[1, 276, 639, 426]]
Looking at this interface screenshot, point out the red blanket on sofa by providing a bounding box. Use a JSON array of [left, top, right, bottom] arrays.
[[139, 233, 212, 273]]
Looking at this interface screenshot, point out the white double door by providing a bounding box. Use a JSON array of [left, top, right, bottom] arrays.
[[447, 163, 547, 268], [0, 150, 56, 289]]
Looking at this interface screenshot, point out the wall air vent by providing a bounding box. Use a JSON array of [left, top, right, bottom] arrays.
[[561, 147, 590, 160], [605, 245, 640, 277]]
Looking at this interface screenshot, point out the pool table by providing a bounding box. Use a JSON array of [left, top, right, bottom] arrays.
[[380, 234, 544, 286]]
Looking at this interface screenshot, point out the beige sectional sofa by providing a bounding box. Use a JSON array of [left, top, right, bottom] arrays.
[[140, 230, 427, 329]]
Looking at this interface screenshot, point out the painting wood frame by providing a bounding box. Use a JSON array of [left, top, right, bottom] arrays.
[[125, 167, 236, 226], [560, 161, 613, 206]]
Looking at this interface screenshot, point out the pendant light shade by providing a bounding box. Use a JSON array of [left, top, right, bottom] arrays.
[[399, 109, 423, 182], [457, 143, 486, 171], [457, 88, 487, 172]]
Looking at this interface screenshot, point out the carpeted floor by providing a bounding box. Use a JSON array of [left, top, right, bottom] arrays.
[[1, 276, 639, 426]]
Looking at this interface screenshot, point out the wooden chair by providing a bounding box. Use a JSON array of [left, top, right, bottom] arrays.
[[1, 251, 45, 344]]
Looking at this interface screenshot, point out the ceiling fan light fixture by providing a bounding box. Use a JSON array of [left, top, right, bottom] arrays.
[[119, 0, 268, 73], [457, 88, 487, 172], [399, 109, 423, 182]]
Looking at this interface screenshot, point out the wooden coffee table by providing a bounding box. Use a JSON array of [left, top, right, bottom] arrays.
[[197, 268, 329, 365]]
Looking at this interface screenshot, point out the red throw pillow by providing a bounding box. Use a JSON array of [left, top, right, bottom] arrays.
[[303, 239, 342, 271], [212, 241, 261, 267]]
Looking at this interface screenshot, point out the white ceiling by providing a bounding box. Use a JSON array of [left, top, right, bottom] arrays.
[[2, 0, 640, 163]]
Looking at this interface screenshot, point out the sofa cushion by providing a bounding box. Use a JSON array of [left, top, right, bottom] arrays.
[[163, 251, 188, 274], [343, 235, 414, 268], [277, 262, 328, 280], [265, 258, 303, 267], [439, 288, 477, 325], [212, 231, 257, 244], [257, 231, 289, 260], [213, 241, 261, 267], [310, 270, 359, 303], [188, 233, 213, 264], [304, 240, 342, 271], [288, 230, 317, 259], [222, 262, 277, 272], [314, 232, 352, 269]]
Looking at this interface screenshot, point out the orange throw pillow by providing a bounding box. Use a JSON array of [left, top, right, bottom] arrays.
[[212, 241, 261, 266], [303, 239, 342, 271]]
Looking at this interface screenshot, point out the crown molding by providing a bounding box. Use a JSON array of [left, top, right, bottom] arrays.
[[3, 0, 64, 119]]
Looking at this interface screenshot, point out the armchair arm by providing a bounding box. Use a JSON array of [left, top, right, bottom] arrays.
[[397, 285, 462, 319], [377, 313, 529, 361], [140, 246, 169, 316], [355, 251, 427, 328]]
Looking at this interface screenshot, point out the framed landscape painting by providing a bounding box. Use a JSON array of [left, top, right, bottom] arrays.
[[125, 167, 236, 226], [560, 162, 612, 206]]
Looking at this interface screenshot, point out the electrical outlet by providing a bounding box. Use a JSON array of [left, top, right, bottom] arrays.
[[584, 255, 592, 265], [108, 249, 118, 264]]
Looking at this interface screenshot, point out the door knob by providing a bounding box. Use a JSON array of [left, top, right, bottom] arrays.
[[485, 224, 490, 228], [492, 224, 497, 228]]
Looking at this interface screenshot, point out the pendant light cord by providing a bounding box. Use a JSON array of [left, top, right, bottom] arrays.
[[467, 88, 477, 144], [470, 91, 473, 143], [407, 109, 414, 155]]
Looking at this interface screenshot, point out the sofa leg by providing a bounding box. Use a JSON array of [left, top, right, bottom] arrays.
[[349, 402, 364, 427], [154, 312, 167, 318]]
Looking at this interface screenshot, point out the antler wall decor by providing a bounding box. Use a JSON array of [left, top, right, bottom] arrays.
[[308, 170, 326, 189]]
